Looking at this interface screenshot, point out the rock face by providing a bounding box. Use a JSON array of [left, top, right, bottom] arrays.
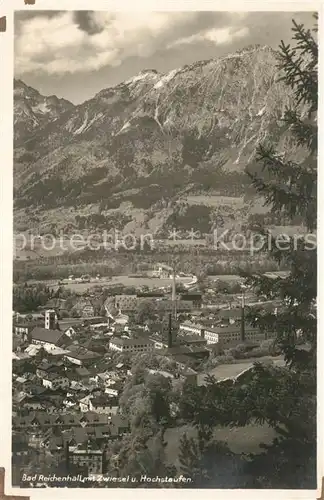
[[14, 79, 74, 144], [13, 45, 307, 233]]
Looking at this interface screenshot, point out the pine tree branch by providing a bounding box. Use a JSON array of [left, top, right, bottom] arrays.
[[292, 19, 318, 58], [277, 38, 317, 113], [282, 109, 317, 153]]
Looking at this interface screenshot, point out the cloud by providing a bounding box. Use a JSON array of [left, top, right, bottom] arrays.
[[168, 25, 249, 48], [15, 11, 251, 76], [15, 11, 199, 76], [15, 11, 315, 78], [14, 11, 65, 23], [73, 11, 104, 35]]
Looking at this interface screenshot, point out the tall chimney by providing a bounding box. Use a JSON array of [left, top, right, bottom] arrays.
[[171, 270, 177, 319], [240, 292, 245, 342], [168, 313, 173, 348]]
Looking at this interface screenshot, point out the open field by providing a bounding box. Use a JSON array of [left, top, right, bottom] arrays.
[[209, 271, 290, 282], [19, 272, 289, 293], [23, 275, 193, 292], [198, 356, 285, 385], [57, 276, 191, 292], [209, 274, 242, 282], [109, 275, 192, 287]]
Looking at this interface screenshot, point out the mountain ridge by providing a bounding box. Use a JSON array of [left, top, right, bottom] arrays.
[[14, 44, 307, 235], [14, 78, 75, 145]]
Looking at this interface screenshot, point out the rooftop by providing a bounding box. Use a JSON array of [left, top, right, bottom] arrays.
[[75, 367, 91, 377], [31, 327, 65, 345], [204, 324, 258, 334], [38, 360, 64, 371], [180, 321, 202, 329], [110, 337, 154, 346], [179, 335, 207, 344], [42, 372, 68, 381], [65, 346, 101, 360], [92, 395, 118, 406]]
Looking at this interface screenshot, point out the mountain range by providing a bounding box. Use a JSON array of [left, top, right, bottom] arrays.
[[14, 44, 307, 236]]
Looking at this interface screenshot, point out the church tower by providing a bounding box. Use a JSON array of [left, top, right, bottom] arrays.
[[45, 309, 57, 330]]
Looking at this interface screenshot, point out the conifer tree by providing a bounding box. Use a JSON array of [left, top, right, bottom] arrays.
[[245, 15, 317, 367], [178, 14, 318, 488], [240, 14, 318, 488]]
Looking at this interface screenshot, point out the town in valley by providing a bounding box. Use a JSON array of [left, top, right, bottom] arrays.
[[11, 10, 317, 490], [12, 263, 287, 487]]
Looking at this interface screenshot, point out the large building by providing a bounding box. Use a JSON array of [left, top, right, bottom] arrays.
[[30, 327, 69, 351], [28, 310, 66, 351], [203, 324, 263, 345], [179, 321, 204, 336], [64, 346, 101, 367], [68, 443, 104, 475], [109, 337, 154, 353], [179, 320, 270, 345], [152, 333, 207, 350]]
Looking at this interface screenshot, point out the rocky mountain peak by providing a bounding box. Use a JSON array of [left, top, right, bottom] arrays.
[[14, 80, 74, 144], [14, 45, 307, 234]]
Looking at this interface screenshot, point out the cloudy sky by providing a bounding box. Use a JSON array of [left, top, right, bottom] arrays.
[[14, 10, 315, 104]]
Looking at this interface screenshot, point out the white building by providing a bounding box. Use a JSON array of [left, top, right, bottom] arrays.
[[179, 321, 203, 336], [203, 328, 219, 344], [42, 373, 70, 390], [104, 387, 119, 397], [79, 394, 118, 415], [109, 337, 154, 353], [204, 325, 266, 345], [179, 321, 269, 345]]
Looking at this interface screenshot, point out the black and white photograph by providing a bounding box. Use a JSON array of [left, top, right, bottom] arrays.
[[10, 7, 318, 491]]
